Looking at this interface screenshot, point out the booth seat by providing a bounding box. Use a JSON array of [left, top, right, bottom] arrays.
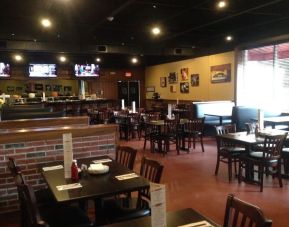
[[231, 106, 289, 132], [192, 101, 235, 135], [1, 111, 65, 121]]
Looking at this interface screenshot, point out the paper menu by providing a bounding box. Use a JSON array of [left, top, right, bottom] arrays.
[[150, 182, 167, 227], [258, 109, 264, 130], [132, 101, 136, 113], [168, 104, 172, 119], [63, 133, 73, 179]]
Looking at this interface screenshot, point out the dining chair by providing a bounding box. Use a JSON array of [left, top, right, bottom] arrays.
[[223, 194, 272, 227], [17, 183, 93, 227], [115, 146, 137, 170], [238, 132, 287, 192], [179, 117, 205, 153], [100, 156, 164, 224], [215, 124, 246, 181], [7, 157, 54, 207]]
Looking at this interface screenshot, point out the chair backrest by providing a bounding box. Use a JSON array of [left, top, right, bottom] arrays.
[[224, 194, 272, 227], [245, 122, 259, 134], [137, 157, 164, 208], [7, 157, 25, 184], [262, 133, 288, 159], [115, 146, 137, 170], [17, 183, 47, 227], [184, 117, 205, 133], [215, 124, 237, 148]]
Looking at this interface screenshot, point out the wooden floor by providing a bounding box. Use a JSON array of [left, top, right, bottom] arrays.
[[1, 137, 289, 227]]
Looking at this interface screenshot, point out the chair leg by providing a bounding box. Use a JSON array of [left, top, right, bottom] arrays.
[[200, 136, 204, 152], [238, 159, 242, 183], [228, 158, 232, 182], [277, 161, 283, 188], [215, 154, 220, 175], [260, 164, 264, 192]]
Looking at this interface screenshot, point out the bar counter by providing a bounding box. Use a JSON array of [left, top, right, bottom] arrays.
[[0, 119, 119, 213]]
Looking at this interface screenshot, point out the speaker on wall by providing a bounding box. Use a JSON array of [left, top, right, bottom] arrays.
[[174, 48, 182, 55]]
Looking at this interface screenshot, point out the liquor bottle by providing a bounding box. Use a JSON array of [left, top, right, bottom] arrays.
[[71, 160, 79, 182]]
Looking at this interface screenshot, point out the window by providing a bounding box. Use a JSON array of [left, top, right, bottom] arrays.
[[237, 42, 289, 111]]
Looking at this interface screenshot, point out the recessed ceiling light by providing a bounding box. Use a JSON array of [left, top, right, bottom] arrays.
[[151, 27, 161, 36], [217, 1, 227, 8], [96, 58, 101, 62], [153, 5, 157, 9], [59, 56, 66, 62], [14, 54, 23, 61], [41, 18, 51, 28], [225, 35, 233, 41], [131, 57, 138, 64]]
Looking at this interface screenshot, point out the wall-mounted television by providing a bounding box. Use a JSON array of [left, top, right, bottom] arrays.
[[29, 63, 57, 77], [0, 62, 11, 77], [74, 64, 100, 77]]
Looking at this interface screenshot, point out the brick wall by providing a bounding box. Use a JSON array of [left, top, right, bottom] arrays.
[[0, 133, 116, 213]]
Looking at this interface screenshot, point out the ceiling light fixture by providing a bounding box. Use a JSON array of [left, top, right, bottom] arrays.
[[96, 58, 101, 62], [131, 57, 138, 64], [217, 1, 227, 8], [151, 27, 161, 36], [225, 35, 233, 41], [41, 18, 52, 28], [59, 56, 66, 62], [14, 54, 23, 61]]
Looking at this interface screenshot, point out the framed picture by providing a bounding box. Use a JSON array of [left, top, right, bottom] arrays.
[[34, 83, 43, 91], [170, 85, 177, 93], [146, 86, 155, 92], [7, 86, 14, 92], [16, 87, 23, 92], [211, 63, 231, 83], [168, 72, 178, 84], [64, 86, 72, 92], [180, 82, 189, 93], [160, 77, 167, 87], [191, 74, 199, 86], [180, 68, 189, 80], [46, 85, 52, 91]]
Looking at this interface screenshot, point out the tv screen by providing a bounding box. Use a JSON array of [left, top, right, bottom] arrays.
[[29, 64, 57, 77], [0, 62, 10, 77], [74, 64, 100, 77]]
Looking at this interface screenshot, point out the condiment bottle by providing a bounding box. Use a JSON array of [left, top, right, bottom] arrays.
[[71, 160, 79, 182]]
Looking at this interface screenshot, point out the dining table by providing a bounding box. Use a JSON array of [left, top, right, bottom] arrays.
[[263, 116, 289, 129], [41, 155, 150, 224], [204, 112, 232, 125], [100, 208, 220, 227]]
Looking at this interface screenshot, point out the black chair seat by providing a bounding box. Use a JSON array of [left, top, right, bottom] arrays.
[[220, 146, 246, 153], [35, 188, 55, 206], [41, 204, 92, 227]]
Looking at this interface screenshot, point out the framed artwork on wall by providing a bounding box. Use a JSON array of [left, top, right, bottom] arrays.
[[191, 74, 199, 86], [146, 86, 155, 92], [7, 86, 14, 92], [170, 85, 177, 93], [46, 85, 52, 91], [160, 77, 167, 87], [168, 72, 178, 84], [34, 84, 43, 91], [180, 68, 189, 80], [180, 82, 189, 93], [211, 63, 231, 83]]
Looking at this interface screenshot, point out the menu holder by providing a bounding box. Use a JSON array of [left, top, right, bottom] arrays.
[[63, 133, 73, 179], [150, 182, 166, 227]]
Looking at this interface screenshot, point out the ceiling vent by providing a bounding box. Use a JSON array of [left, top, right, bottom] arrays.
[[96, 45, 107, 52]]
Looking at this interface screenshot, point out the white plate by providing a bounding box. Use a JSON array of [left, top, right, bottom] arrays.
[[88, 165, 109, 174]]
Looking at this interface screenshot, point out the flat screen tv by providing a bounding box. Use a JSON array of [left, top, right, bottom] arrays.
[[74, 64, 100, 77], [29, 63, 57, 77], [0, 62, 11, 77]]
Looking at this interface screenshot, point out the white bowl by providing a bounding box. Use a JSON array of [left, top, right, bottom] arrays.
[[88, 164, 109, 174]]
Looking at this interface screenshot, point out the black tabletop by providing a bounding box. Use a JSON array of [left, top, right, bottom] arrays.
[[42, 156, 150, 203], [100, 208, 220, 227]]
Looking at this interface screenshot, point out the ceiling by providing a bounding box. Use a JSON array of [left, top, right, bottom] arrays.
[[1, 0, 289, 66]]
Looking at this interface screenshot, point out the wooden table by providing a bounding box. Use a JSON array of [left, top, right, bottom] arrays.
[[100, 208, 220, 227], [263, 116, 289, 129], [42, 156, 150, 224]]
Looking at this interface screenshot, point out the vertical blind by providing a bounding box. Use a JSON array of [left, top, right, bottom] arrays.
[[237, 42, 289, 111]]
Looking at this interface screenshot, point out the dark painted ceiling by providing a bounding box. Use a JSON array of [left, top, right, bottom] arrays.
[[1, 0, 289, 66]]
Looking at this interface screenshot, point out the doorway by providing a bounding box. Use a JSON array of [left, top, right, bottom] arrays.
[[117, 81, 140, 108]]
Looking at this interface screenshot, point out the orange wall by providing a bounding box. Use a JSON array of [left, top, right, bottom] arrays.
[[145, 51, 235, 101]]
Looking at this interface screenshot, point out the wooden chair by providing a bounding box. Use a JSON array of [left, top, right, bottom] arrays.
[[116, 146, 137, 170], [215, 124, 246, 181], [17, 183, 92, 227], [179, 118, 205, 153], [238, 133, 287, 192], [223, 194, 272, 227], [100, 157, 164, 224]]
